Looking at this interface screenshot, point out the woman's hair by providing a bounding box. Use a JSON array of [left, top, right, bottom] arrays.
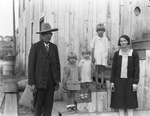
[[67, 52, 77, 61], [118, 35, 130, 46], [96, 23, 105, 32]]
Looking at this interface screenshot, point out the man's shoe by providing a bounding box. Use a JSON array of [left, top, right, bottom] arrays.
[[67, 107, 73, 112]]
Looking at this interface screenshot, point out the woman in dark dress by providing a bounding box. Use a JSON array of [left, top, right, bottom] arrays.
[[110, 35, 139, 116]]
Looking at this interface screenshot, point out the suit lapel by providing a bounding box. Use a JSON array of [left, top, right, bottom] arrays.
[[48, 43, 52, 59]]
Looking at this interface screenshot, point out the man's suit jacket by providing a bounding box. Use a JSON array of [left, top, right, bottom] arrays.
[[28, 40, 61, 89]]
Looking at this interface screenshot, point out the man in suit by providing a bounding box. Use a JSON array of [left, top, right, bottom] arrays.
[[28, 23, 61, 116]]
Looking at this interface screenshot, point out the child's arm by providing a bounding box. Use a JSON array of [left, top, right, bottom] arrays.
[[78, 67, 81, 81], [91, 62, 94, 81], [62, 66, 69, 89], [91, 48, 95, 64], [105, 38, 109, 59], [90, 37, 95, 64], [78, 61, 82, 81]]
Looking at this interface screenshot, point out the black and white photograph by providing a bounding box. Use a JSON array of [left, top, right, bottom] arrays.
[[0, 0, 150, 116]]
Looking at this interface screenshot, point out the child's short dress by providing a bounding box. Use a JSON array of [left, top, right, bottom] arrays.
[[90, 36, 108, 66], [62, 64, 80, 90], [78, 59, 92, 83]]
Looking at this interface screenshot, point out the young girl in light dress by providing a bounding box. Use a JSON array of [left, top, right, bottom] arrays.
[[90, 23, 109, 89], [78, 49, 93, 100], [62, 52, 80, 112]]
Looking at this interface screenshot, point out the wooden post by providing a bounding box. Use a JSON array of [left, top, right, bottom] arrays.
[[13, 0, 16, 56]]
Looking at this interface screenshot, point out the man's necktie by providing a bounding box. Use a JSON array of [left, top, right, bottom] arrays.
[[45, 45, 49, 52]]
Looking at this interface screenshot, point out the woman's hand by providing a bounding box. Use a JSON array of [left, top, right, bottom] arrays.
[[111, 83, 115, 92], [55, 83, 60, 91], [133, 84, 138, 92]]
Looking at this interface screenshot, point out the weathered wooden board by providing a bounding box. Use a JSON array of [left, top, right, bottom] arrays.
[[134, 49, 146, 60], [136, 60, 145, 110], [143, 50, 150, 109], [97, 91, 107, 112], [132, 39, 150, 50], [3, 94, 18, 116]]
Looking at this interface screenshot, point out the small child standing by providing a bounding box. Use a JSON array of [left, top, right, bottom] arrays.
[[62, 52, 80, 112], [78, 49, 93, 101], [90, 23, 109, 89]]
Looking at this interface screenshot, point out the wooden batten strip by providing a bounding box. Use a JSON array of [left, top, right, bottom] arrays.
[[0, 93, 5, 108]]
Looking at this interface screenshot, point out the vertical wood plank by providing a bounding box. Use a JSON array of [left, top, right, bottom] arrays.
[[122, 0, 132, 37], [57, 0, 66, 101], [92, 0, 98, 37], [109, 0, 120, 57], [143, 50, 150, 109], [137, 60, 145, 110], [97, 91, 107, 112]]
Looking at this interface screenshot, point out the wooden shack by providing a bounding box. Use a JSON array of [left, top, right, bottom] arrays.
[[17, 0, 150, 113]]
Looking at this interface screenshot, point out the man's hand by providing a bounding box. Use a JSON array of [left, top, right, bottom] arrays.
[[30, 85, 37, 93], [55, 83, 60, 91]]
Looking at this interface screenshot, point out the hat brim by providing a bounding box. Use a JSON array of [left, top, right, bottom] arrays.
[[36, 28, 58, 34]]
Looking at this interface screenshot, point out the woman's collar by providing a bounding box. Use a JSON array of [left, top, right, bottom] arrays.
[[119, 49, 133, 56]]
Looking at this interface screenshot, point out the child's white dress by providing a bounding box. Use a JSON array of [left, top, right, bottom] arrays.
[[78, 59, 92, 83], [90, 35, 108, 66]]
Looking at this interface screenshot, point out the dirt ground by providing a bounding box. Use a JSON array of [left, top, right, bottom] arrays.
[[18, 105, 33, 116]]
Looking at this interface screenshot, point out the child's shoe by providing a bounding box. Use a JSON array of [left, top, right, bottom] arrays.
[[84, 93, 88, 99], [96, 83, 101, 89], [101, 84, 106, 89], [80, 94, 84, 100]]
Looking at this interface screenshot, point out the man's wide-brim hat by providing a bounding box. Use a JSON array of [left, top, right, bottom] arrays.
[[36, 23, 58, 34]]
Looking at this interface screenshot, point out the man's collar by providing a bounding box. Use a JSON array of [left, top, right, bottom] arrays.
[[44, 42, 50, 46]]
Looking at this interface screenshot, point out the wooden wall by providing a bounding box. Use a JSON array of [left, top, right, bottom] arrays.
[[17, 0, 150, 102]]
